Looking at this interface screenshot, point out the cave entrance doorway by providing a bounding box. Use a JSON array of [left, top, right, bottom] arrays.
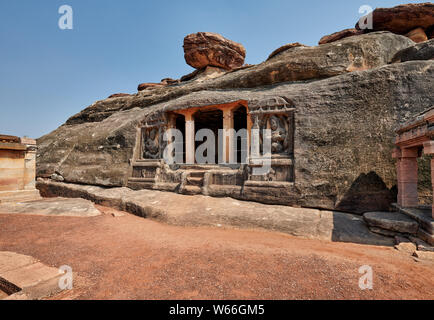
[[193, 108, 223, 164]]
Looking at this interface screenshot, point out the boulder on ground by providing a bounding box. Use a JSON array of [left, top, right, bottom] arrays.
[[318, 28, 364, 45], [392, 39, 434, 63], [413, 250, 434, 261], [356, 3, 434, 34], [405, 27, 428, 43], [183, 32, 246, 70], [395, 236, 417, 253], [267, 42, 307, 60]]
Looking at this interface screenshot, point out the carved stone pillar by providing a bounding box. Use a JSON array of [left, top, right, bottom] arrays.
[[185, 113, 195, 164], [222, 109, 234, 163], [423, 141, 434, 218], [395, 148, 419, 208]]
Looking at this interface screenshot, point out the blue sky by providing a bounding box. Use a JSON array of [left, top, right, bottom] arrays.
[[0, 0, 426, 138]]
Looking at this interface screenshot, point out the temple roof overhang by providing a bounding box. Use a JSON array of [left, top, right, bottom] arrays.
[[395, 108, 434, 148]]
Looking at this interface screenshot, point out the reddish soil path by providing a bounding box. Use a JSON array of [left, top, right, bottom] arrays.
[[0, 206, 433, 300]]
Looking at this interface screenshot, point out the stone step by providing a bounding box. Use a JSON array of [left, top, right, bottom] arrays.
[[0, 190, 41, 204], [363, 211, 419, 234], [392, 204, 434, 235], [189, 171, 207, 178], [186, 176, 203, 187], [0, 252, 64, 300], [182, 185, 202, 195]]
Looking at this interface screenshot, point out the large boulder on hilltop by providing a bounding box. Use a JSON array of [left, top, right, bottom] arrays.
[[37, 60, 434, 213], [183, 32, 246, 70], [355, 2, 434, 34], [318, 28, 364, 45], [392, 39, 434, 63]]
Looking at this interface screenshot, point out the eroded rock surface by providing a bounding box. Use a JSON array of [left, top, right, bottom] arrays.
[[392, 39, 434, 62]]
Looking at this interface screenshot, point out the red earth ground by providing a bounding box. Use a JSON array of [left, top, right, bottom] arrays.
[[0, 205, 433, 300]]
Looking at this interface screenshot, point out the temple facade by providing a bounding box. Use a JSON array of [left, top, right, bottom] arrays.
[[127, 97, 297, 203], [0, 135, 40, 203], [393, 108, 434, 218]]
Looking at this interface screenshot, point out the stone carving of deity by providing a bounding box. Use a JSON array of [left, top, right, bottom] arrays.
[[269, 115, 289, 154], [143, 128, 159, 159]]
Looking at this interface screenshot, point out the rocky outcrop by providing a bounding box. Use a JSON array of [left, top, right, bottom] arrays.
[[356, 2, 434, 34], [267, 42, 307, 60], [65, 32, 413, 126], [137, 83, 165, 91], [183, 32, 246, 70], [392, 39, 434, 63], [180, 66, 227, 83], [405, 27, 428, 43], [37, 60, 434, 212], [318, 28, 364, 45], [160, 78, 179, 85]]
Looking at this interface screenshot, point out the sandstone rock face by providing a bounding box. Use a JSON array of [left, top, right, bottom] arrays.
[[37, 60, 434, 212], [183, 32, 246, 70], [364, 211, 419, 234], [267, 42, 307, 60], [356, 3, 434, 34], [180, 66, 227, 83], [405, 27, 428, 43], [318, 28, 364, 45], [392, 39, 434, 62]]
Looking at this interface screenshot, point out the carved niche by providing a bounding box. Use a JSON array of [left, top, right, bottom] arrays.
[[249, 96, 295, 156], [140, 113, 167, 160]]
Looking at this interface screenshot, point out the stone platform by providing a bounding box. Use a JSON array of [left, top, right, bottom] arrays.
[[0, 197, 101, 217], [0, 189, 41, 204], [363, 206, 434, 247], [35, 178, 394, 246], [0, 252, 65, 300]]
